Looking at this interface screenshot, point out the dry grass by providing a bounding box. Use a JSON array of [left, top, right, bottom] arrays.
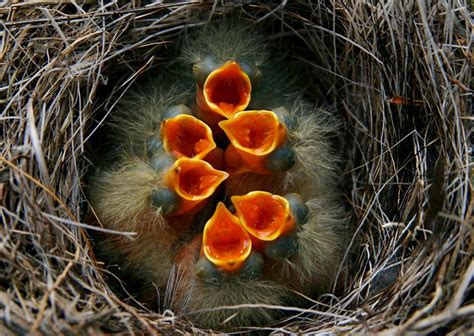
[[1, 1, 472, 334]]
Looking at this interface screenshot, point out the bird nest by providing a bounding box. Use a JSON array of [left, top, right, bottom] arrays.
[[1, 1, 472, 334]]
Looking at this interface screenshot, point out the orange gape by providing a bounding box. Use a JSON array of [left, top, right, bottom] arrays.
[[219, 110, 288, 174], [161, 114, 216, 160], [231, 191, 295, 242], [164, 158, 228, 215], [196, 61, 252, 126], [202, 203, 252, 271]]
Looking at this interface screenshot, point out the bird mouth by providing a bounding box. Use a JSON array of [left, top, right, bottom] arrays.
[[219, 110, 284, 155], [231, 191, 295, 241], [203, 203, 252, 271], [161, 114, 216, 159], [166, 158, 229, 201], [219, 110, 288, 173], [201, 61, 251, 119]]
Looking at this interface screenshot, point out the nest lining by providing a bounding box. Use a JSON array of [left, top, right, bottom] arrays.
[[1, 1, 472, 334]]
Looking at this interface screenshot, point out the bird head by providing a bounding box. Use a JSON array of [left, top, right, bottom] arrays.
[[196, 61, 252, 127], [231, 191, 296, 242], [202, 202, 252, 272], [219, 110, 295, 174], [152, 158, 228, 216], [161, 114, 216, 160]]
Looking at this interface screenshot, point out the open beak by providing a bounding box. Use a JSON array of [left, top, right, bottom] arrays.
[[202, 202, 252, 272], [161, 114, 216, 160], [164, 158, 228, 215], [219, 110, 289, 174], [231, 191, 295, 242], [196, 61, 251, 124]]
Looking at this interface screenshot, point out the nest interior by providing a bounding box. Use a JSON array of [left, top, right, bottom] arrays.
[[1, 1, 472, 334]]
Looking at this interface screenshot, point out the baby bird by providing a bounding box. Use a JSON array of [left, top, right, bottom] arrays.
[[219, 109, 294, 176], [183, 21, 333, 199], [88, 78, 228, 301], [163, 22, 347, 329], [89, 20, 347, 331], [181, 20, 265, 137]]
